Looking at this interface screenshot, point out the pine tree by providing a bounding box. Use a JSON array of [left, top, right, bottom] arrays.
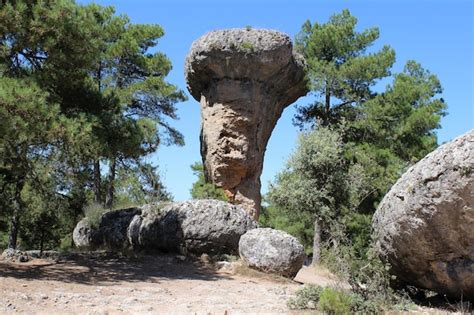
[[294, 9, 395, 127]]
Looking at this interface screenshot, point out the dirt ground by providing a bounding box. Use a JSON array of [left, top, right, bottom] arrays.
[[0, 253, 305, 314], [0, 253, 467, 314]]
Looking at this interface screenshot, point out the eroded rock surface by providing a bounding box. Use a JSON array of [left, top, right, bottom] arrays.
[[185, 28, 308, 218], [72, 218, 93, 248], [373, 129, 474, 299], [239, 228, 305, 278], [73, 207, 141, 249], [128, 199, 258, 255]]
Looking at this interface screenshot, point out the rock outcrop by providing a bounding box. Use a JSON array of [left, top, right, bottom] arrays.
[[185, 28, 308, 218], [128, 199, 258, 255], [373, 130, 474, 299], [73, 207, 141, 249], [239, 228, 305, 278]]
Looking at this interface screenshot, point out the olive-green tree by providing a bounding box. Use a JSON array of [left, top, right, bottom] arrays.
[[267, 10, 446, 265]]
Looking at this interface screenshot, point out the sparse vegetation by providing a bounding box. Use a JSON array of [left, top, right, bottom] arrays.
[[83, 204, 110, 229], [190, 162, 228, 201], [241, 41, 254, 51]]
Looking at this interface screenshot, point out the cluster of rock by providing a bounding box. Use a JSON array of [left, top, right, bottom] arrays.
[[185, 28, 308, 219], [373, 129, 473, 299], [1, 248, 29, 263], [73, 199, 306, 278], [74, 200, 257, 255]]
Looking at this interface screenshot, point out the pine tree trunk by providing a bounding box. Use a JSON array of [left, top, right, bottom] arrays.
[[7, 212, 19, 249], [324, 83, 331, 126], [93, 159, 102, 204], [40, 230, 44, 256], [312, 218, 321, 265], [105, 157, 116, 208], [7, 180, 24, 249]]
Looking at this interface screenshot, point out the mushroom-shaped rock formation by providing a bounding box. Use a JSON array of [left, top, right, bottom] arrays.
[[185, 28, 308, 218]]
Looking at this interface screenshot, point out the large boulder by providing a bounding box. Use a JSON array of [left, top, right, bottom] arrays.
[[128, 199, 258, 255], [373, 130, 474, 299], [73, 207, 142, 249], [185, 28, 308, 218], [239, 228, 305, 278]]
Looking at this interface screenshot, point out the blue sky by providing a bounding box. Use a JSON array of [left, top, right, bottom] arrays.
[[80, 0, 473, 201]]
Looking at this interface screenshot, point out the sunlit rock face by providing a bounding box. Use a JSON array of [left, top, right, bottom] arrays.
[[185, 28, 308, 218], [373, 129, 474, 300]]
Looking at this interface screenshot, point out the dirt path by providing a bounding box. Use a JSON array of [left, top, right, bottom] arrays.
[[0, 253, 303, 314]]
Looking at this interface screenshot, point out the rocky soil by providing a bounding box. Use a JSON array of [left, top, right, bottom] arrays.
[[0, 253, 467, 314], [0, 252, 303, 314]]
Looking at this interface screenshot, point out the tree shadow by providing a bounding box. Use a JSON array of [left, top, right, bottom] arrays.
[[0, 252, 232, 286]]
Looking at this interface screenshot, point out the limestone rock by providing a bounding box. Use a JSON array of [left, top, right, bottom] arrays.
[[185, 28, 308, 218], [239, 228, 305, 278], [373, 129, 474, 299], [72, 218, 93, 248], [1, 248, 29, 263], [127, 203, 183, 252], [96, 207, 142, 249], [73, 207, 141, 249], [128, 199, 258, 255]]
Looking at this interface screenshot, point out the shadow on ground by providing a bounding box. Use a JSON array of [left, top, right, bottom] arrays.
[[0, 252, 231, 285]]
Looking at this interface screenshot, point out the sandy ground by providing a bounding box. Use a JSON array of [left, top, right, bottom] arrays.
[[0, 253, 304, 314]]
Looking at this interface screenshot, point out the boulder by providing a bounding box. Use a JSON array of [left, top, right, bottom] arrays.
[[72, 218, 93, 248], [239, 228, 305, 278], [1, 248, 29, 263], [96, 207, 142, 249], [185, 28, 308, 218], [373, 129, 474, 299], [128, 199, 258, 255], [127, 203, 183, 252], [73, 207, 141, 249]]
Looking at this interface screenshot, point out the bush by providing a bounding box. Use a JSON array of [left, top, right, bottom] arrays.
[[321, 239, 413, 313], [318, 288, 354, 314], [288, 285, 354, 314], [288, 285, 322, 309]]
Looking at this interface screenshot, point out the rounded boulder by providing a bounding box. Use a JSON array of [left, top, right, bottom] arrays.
[[373, 130, 474, 299], [239, 228, 305, 278], [128, 199, 258, 255]]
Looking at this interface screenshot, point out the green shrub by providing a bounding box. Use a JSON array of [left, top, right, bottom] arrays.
[[241, 41, 254, 51], [288, 285, 355, 314], [321, 240, 413, 313], [288, 285, 322, 309], [318, 288, 354, 314], [59, 234, 73, 252]]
